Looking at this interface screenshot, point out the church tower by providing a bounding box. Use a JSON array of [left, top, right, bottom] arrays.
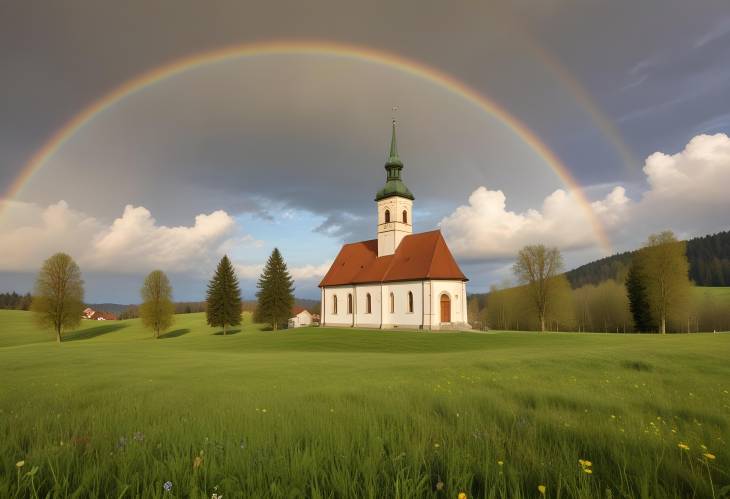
[[375, 121, 414, 257]]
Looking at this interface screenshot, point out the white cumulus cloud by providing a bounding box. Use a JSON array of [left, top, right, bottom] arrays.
[[441, 133, 730, 262], [0, 201, 239, 273]]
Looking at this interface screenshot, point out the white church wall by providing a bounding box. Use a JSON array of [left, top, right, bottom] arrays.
[[381, 281, 424, 328], [377, 197, 413, 256], [322, 285, 355, 327], [430, 280, 468, 327], [353, 284, 382, 327]]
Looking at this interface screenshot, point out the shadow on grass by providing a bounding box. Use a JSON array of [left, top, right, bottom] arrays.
[[159, 328, 191, 339], [213, 329, 241, 336], [66, 323, 128, 341]]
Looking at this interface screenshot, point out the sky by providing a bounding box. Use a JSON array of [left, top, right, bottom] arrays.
[[1, 0, 730, 303]]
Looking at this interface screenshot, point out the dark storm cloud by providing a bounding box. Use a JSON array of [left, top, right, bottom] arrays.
[[3, 0, 730, 302]]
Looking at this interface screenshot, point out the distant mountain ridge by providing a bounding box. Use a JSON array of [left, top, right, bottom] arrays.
[[566, 230, 730, 288]]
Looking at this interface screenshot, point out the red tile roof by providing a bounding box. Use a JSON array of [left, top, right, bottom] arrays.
[[319, 230, 467, 287]]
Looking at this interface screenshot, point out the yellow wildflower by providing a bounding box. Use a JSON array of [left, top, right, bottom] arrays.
[[678, 443, 690, 451], [703, 453, 716, 460], [434, 443, 440, 448], [538, 484, 546, 496], [497, 460, 503, 466], [458, 493, 467, 499], [16, 460, 25, 468], [584, 469, 593, 474]]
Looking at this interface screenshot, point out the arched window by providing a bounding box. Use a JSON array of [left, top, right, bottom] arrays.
[[389, 292, 395, 313], [347, 293, 353, 314], [384, 209, 390, 223], [408, 291, 414, 313], [366, 293, 372, 314], [333, 295, 338, 314], [402, 210, 408, 224]]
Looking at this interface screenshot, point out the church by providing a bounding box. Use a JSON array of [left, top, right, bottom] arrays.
[[319, 122, 470, 330]]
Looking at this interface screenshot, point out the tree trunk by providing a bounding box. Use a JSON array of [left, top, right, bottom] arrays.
[[660, 315, 666, 335], [540, 316, 545, 333], [56, 325, 61, 344], [223, 323, 227, 336]]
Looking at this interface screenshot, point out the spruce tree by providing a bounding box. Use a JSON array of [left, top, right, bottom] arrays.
[[206, 255, 242, 335], [255, 248, 295, 330], [625, 258, 654, 332]]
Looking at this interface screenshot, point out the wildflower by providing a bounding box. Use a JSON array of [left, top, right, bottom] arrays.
[[211, 494, 223, 499], [701, 444, 708, 451], [678, 443, 690, 451], [497, 460, 503, 466], [434, 443, 440, 448], [193, 455, 204, 469], [703, 453, 716, 460], [133, 431, 145, 442], [16, 460, 25, 468], [117, 436, 127, 449], [458, 493, 467, 499], [538, 484, 546, 496], [163, 481, 173, 492], [583, 469, 593, 475], [436, 481, 444, 491]]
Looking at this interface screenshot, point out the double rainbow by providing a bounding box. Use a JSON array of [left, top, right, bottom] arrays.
[[3, 40, 613, 252]]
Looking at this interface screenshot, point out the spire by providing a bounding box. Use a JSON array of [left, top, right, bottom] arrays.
[[387, 120, 402, 166], [375, 120, 413, 201]]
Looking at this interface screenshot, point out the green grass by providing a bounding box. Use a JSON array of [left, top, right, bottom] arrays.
[[695, 286, 730, 299], [1, 310, 729, 498]]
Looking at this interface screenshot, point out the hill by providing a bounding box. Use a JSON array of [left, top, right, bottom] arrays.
[[566, 230, 730, 288], [0, 310, 728, 497]]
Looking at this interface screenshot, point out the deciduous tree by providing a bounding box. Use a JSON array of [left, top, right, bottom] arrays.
[[139, 270, 174, 339], [640, 231, 692, 334], [31, 253, 85, 343], [512, 245, 564, 332]]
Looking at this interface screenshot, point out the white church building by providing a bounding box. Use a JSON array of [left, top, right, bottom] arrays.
[[319, 122, 469, 330]]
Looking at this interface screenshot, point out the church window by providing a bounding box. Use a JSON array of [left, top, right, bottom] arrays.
[[384, 209, 390, 223], [389, 292, 395, 313], [402, 210, 408, 224], [333, 295, 338, 314], [347, 293, 353, 314], [366, 293, 372, 314], [408, 291, 414, 313]]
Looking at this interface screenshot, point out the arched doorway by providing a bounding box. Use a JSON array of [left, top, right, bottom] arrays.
[[440, 294, 451, 323]]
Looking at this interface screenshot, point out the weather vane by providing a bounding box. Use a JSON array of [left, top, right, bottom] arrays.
[[392, 105, 398, 125]]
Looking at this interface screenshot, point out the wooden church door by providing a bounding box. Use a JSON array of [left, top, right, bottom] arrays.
[[440, 294, 451, 323]]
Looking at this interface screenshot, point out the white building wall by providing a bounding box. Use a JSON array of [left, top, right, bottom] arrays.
[[354, 284, 382, 327], [430, 280, 468, 327], [322, 285, 356, 327], [377, 197, 413, 257], [321, 279, 468, 330], [381, 281, 423, 328]]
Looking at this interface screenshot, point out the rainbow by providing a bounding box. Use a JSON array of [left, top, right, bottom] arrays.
[[2, 39, 612, 252]]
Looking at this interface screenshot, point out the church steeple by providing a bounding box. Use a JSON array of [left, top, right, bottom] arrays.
[[375, 121, 414, 201], [376, 120, 414, 257]]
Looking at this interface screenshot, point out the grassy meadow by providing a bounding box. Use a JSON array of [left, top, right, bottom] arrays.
[[1, 310, 729, 498]]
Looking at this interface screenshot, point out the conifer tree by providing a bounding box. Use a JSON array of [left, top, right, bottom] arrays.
[[206, 255, 242, 335], [255, 248, 295, 330], [626, 259, 654, 332]]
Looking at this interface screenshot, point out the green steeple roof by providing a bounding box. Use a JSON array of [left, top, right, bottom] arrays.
[[375, 121, 414, 201]]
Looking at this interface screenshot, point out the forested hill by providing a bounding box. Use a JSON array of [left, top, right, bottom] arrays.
[[566, 230, 730, 288]]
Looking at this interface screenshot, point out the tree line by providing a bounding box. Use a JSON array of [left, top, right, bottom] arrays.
[[565, 229, 730, 288], [469, 231, 730, 333], [27, 248, 296, 342], [0, 292, 32, 310]]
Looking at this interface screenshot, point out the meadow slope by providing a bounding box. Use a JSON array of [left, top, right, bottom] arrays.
[[1, 310, 729, 498]]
